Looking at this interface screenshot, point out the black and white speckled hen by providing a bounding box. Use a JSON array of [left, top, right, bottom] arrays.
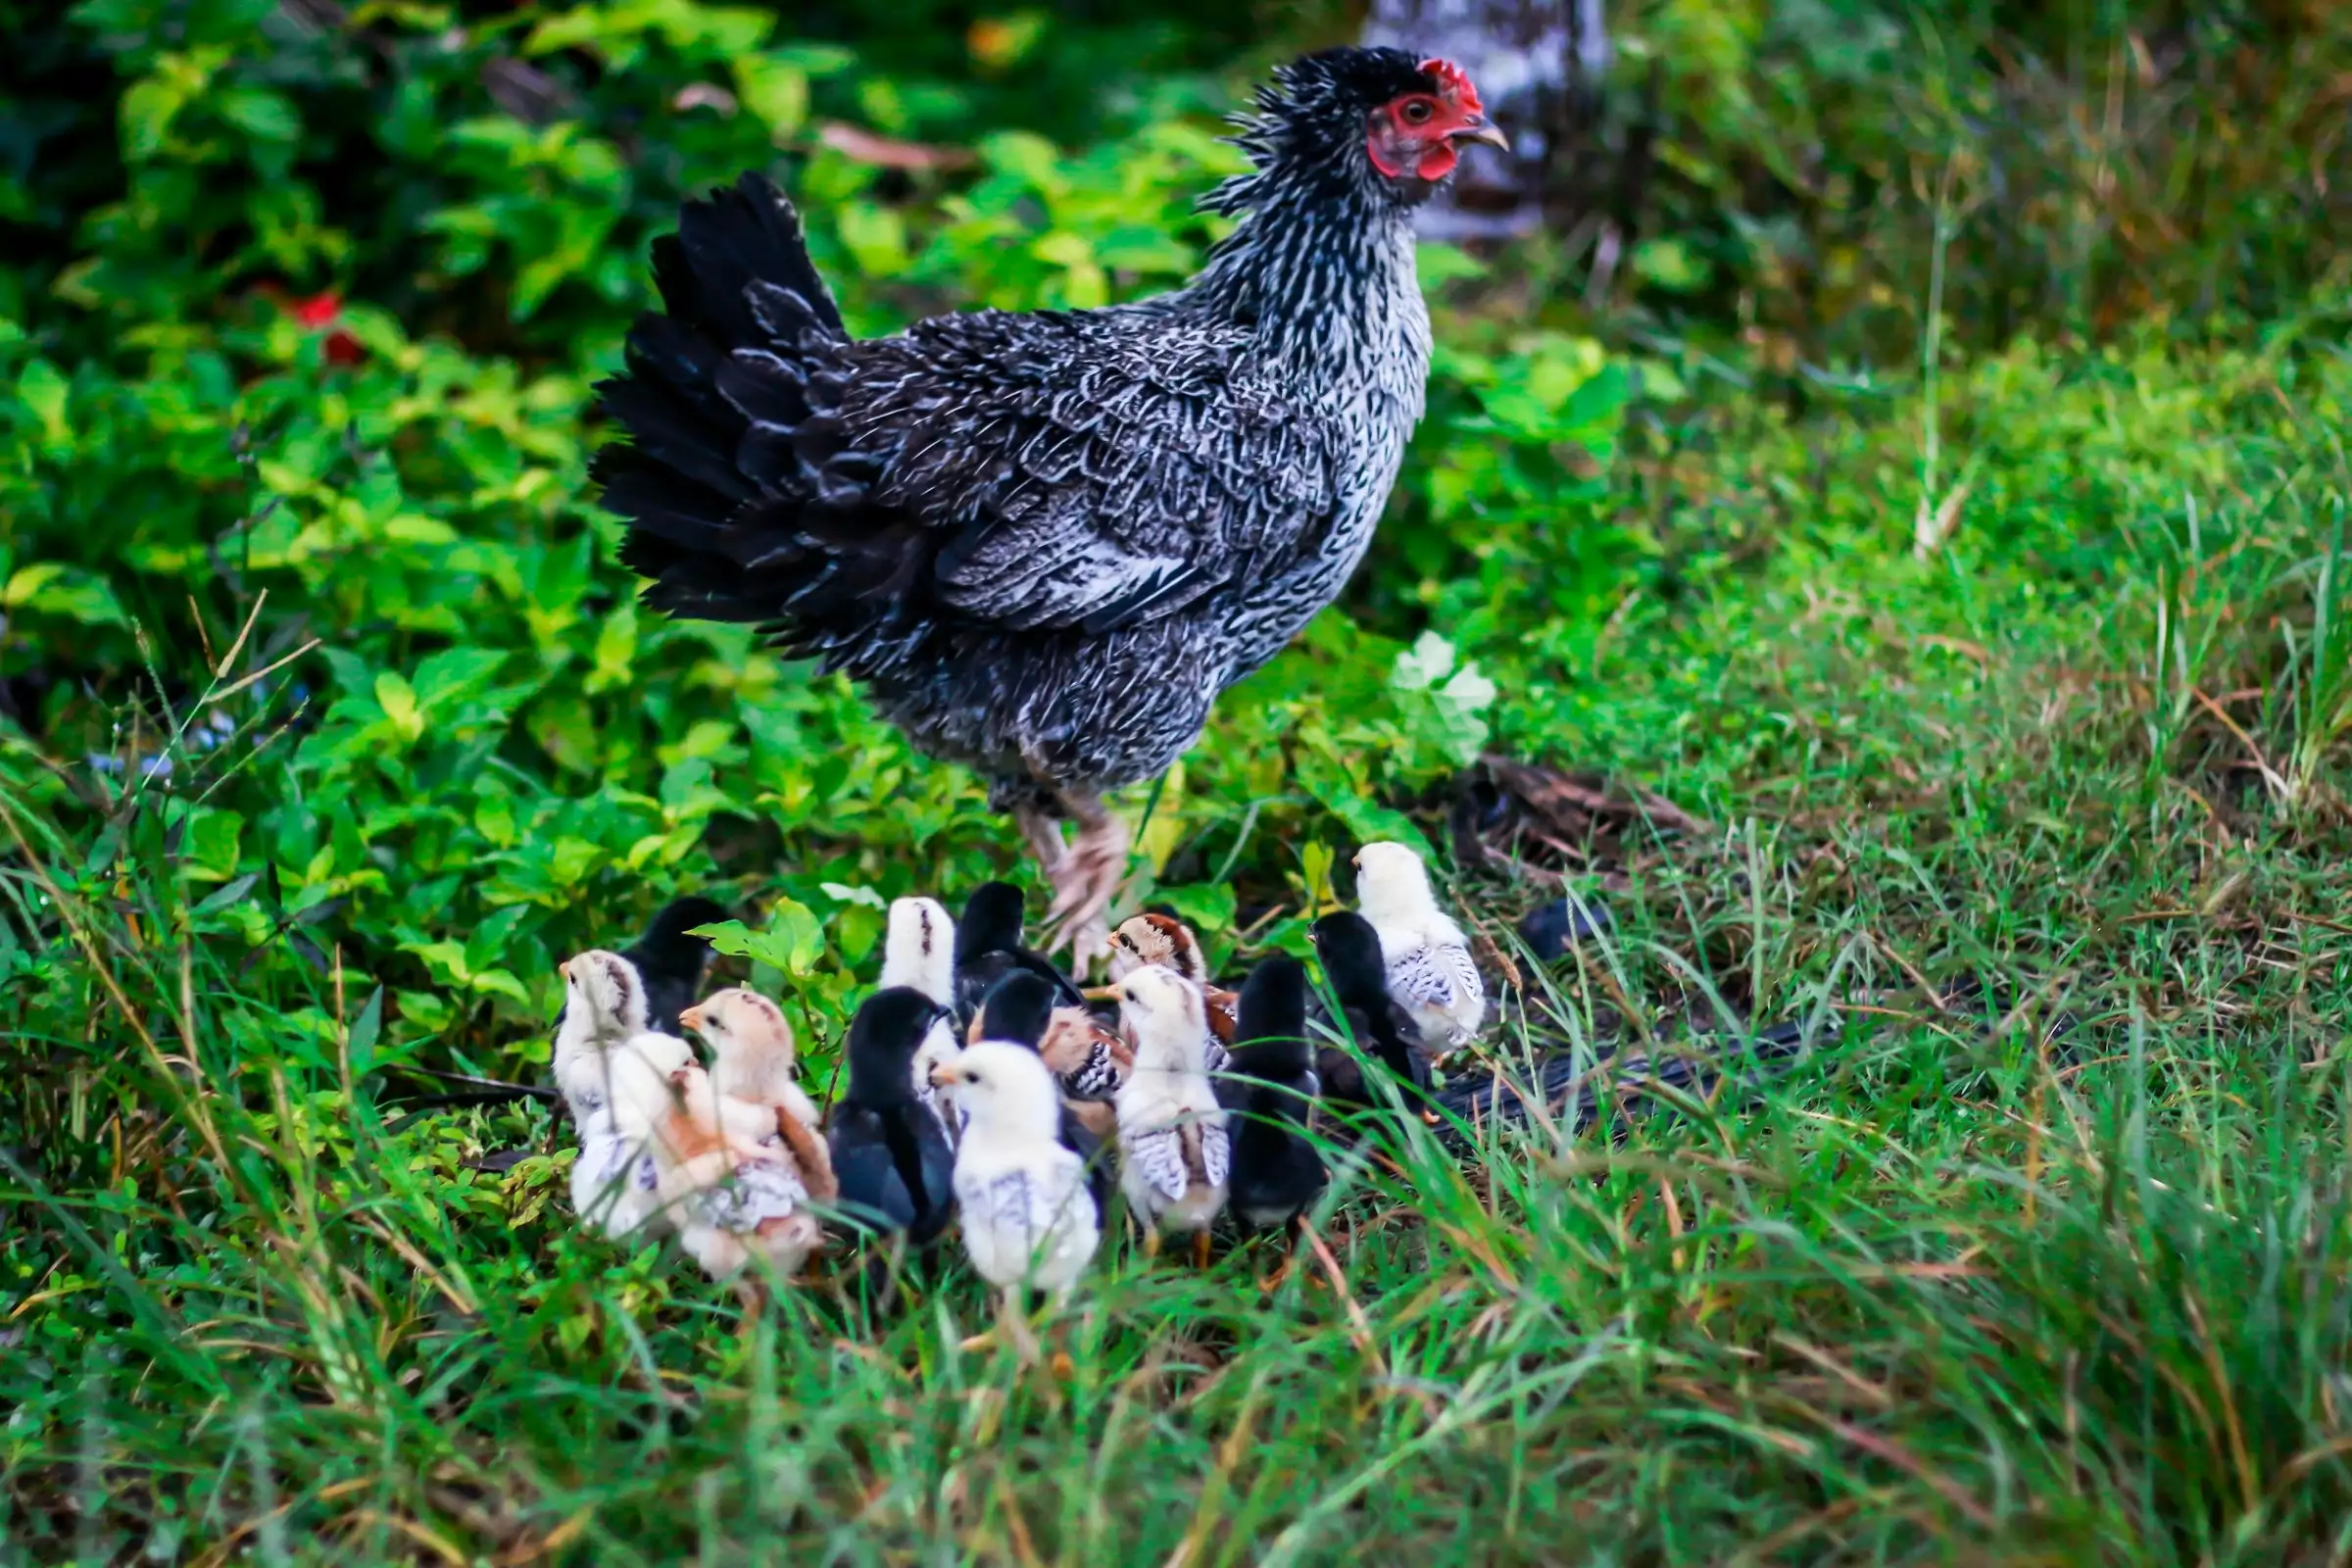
[[597, 47, 1503, 956]]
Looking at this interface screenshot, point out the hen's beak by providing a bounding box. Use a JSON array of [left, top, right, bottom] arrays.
[[1450, 114, 1509, 153], [678, 1004, 705, 1033]]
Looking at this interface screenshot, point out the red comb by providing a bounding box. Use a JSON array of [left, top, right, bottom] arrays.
[[1417, 57, 1483, 114]]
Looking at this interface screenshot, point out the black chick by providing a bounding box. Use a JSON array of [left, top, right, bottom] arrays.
[[1309, 911, 1433, 1109], [972, 969, 1111, 1216], [1219, 956, 1326, 1230], [955, 882, 1085, 1033], [829, 988, 958, 1245], [621, 894, 732, 1034]]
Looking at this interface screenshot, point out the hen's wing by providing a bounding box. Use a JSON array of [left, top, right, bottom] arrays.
[[834, 310, 1344, 636]]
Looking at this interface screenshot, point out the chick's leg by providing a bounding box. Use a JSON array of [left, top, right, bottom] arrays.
[[1042, 792, 1126, 968]]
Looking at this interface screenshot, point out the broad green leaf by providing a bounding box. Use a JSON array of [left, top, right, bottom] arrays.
[[413, 648, 509, 713], [733, 53, 808, 138], [374, 672, 423, 741], [17, 359, 70, 446], [180, 808, 243, 882], [1155, 882, 1237, 934]]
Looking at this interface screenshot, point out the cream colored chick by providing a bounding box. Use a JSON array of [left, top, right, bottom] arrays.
[[931, 1042, 1100, 1305], [683, 988, 829, 1173], [1112, 966, 1229, 1260], [1352, 840, 1487, 1060], [605, 1050, 826, 1286], [879, 896, 956, 1008], [556, 951, 694, 1241]]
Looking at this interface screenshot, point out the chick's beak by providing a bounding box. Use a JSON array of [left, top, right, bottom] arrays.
[[928, 1061, 964, 1089], [558, 959, 573, 982], [1451, 114, 1509, 153], [678, 1004, 705, 1033]]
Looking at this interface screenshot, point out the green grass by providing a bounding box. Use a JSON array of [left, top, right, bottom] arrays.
[[9, 317, 2352, 1563]]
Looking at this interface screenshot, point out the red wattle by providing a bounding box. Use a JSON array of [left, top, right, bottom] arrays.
[[1414, 143, 1459, 182]]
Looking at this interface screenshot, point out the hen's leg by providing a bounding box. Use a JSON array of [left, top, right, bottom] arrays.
[[1013, 803, 1069, 877], [1043, 792, 1126, 967]]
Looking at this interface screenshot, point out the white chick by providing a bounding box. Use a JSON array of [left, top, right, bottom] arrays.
[[931, 1042, 1100, 1305], [1112, 966, 1229, 1261], [1352, 840, 1487, 1059], [604, 1050, 826, 1286], [879, 895, 956, 1008], [876, 898, 969, 1140], [556, 951, 693, 1241]]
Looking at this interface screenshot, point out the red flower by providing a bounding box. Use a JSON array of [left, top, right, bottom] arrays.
[[288, 290, 366, 367]]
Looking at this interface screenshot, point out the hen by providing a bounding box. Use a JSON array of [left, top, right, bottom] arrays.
[[597, 48, 1502, 958]]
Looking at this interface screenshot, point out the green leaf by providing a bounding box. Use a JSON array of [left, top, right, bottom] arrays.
[[1632, 236, 1710, 293], [1391, 631, 1458, 692], [374, 672, 423, 742], [1154, 882, 1237, 933], [346, 989, 385, 1074], [819, 882, 887, 910], [835, 203, 907, 275], [4, 564, 127, 628], [733, 53, 808, 137], [695, 897, 825, 977], [413, 648, 509, 713], [17, 359, 70, 446], [120, 77, 181, 161], [217, 87, 299, 145], [196, 873, 261, 914], [180, 808, 243, 882]]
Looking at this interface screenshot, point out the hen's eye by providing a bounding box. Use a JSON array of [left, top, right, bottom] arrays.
[[1399, 98, 1434, 125]]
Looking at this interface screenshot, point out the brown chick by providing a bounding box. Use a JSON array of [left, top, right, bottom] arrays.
[[1103, 914, 1238, 1046]]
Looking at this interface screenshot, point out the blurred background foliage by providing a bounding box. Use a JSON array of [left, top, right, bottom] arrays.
[[1, 0, 2347, 1144]]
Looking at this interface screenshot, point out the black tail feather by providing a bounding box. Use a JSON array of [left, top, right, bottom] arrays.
[[599, 173, 892, 638]]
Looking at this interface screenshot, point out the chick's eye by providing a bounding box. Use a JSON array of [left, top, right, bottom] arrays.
[[1399, 98, 1434, 125]]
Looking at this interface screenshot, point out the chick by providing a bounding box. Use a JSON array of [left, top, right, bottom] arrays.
[[1217, 956, 1326, 1233], [829, 988, 958, 1245], [604, 1050, 825, 1289], [931, 1041, 1102, 1315], [556, 950, 694, 1241], [954, 881, 1085, 1033], [1352, 841, 1487, 1059], [619, 895, 731, 1034], [1308, 911, 1434, 1110], [879, 895, 956, 1008], [1041, 1004, 1131, 1109], [972, 971, 1114, 1212], [682, 988, 831, 1192], [1113, 966, 1230, 1263], [984, 944, 1132, 1110], [1104, 913, 1241, 1048]]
